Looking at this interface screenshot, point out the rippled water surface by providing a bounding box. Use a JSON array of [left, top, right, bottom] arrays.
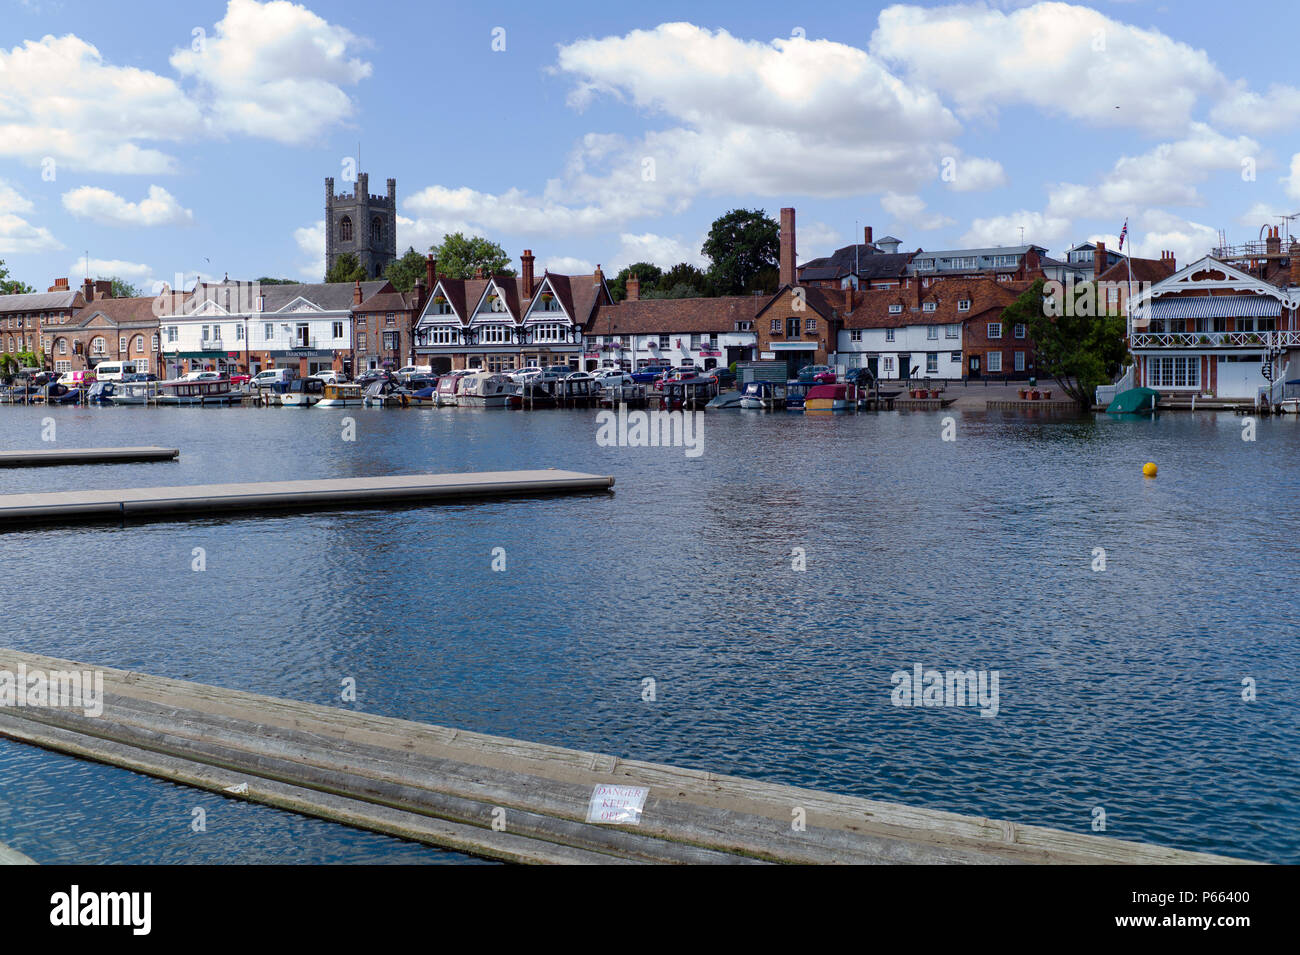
[[0, 403, 1296, 863]]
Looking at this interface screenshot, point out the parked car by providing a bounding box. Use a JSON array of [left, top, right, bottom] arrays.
[[250, 368, 297, 389], [310, 369, 341, 385], [182, 370, 222, 381], [395, 365, 432, 381], [845, 367, 875, 387], [797, 364, 833, 383]]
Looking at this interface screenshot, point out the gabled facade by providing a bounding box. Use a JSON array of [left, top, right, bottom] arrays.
[[1126, 253, 1300, 399], [1, 280, 88, 365], [413, 256, 612, 373], [754, 285, 845, 377], [587, 295, 761, 371], [49, 296, 160, 374]]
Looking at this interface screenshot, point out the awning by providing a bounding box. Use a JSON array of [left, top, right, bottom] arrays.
[[767, 342, 818, 351], [1147, 295, 1282, 319]]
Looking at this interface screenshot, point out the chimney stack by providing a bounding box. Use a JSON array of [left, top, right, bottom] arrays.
[[426, 254, 436, 291], [521, 249, 535, 297], [864, 225, 873, 246], [780, 207, 796, 287], [1291, 242, 1300, 286], [83, 278, 94, 300], [1266, 227, 1282, 257], [353, 279, 363, 306], [1094, 241, 1106, 275], [48, 277, 69, 293], [626, 272, 640, 302], [594, 264, 604, 286]]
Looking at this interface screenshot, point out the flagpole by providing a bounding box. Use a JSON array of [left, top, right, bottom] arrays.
[[1120, 217, 1138, 387]]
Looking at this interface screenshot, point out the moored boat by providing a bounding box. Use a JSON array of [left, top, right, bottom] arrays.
[[804, 383, 853, 412], [108, 381, 160, 405], [155, 377, 238, 406], [280, 377, 325, 407], [738, 380, 787, 410], [458, 371, 518, 408], [1106, 386, 1159, 414], [315, 382, 365, 407]]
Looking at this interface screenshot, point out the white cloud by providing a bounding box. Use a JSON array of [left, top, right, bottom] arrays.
[[612, 231, 707, 270], [62, 185, 194, 227], [881, 192, 956, 231], [1211, 83, 1300, 135], [0, 179, 36, 215], [870, 2, 1225, 133], [1047, 124, 1260, 219], [0, 34, 197, 174], [0, 179, 61, 252], [1285, 153, 1300, 201], [543, 256, 595, 275], [71, 258, 154, 281], [1130, 210, 1218, 265], [170, 0, 371, 145], [294, 220, 324, 281], [959, 209, 1071, 248]]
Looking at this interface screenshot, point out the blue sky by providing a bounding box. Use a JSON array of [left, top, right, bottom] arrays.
[[1, 0, 1298, 293]]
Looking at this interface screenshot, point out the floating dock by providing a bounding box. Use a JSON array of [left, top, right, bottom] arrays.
[[0, 649, 1251, 865], [0, 842, 36, 865], [0, 446, 178, 468], [0, 469, 614, 527]]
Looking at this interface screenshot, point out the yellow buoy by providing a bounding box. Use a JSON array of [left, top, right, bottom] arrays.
[[1142, 462, 1158, 478]]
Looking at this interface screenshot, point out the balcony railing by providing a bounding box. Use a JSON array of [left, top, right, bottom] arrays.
[[1130, 330, 1300, 349], [200, 338, 226, 351]]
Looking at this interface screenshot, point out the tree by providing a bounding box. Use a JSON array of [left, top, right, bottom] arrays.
[[1013, 278, 1130, 408], [644, 282, 704, 300], [0, 259, 34, 296], [105, 277, 141, 298], [657, 262, 710, 297], [702, 209, 779, 296], [383, 247, 428, 292], [430, 233, 513, 279], [609, 262, 664, 301], [255, 277, 299, 285], [325, 252, 367, 284]]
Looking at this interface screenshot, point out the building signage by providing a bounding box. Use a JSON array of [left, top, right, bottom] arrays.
[[586, 784, 649, 825], [760, 351, 776, 359], [700, 349, 722, 357], [270, 349, 333, 358]]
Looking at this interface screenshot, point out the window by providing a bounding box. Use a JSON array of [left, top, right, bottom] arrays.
[[658, 334, 671, 350], [850, 330, 862, 342], [1149, 356, 1200, 388], [370, 216, 384, 244], [957, 300, 971, 312], [945, 326, 959, 340], [478, 324, 510, 344], [885, 328, 896, 342], [91, 336, 106, 356], [119, 336, 127, 353], [926, 354, 938, 375], [1014, 351, 1025, 372], [987, 351, 1002, 372], [735, 321, 752, 331], [59, 339, 67, 355], [950, 351, 962, 362], [805, 318, 817, 333], [927, 326, 939, 340], [339, 216, 353, 242], [533, 323, 566, 344], [166, 326, 178, 343], [264, 323, 274, 340], [922, 302, 936, 312], [426, 327, 459, 345], [234, 326, 243, 342], [332, 321, 344, 339], [55, 360, 71, 372], [296, 323, 310, 347], [134, 335, 144, 352], [889, 304, 903, 314], [152, 334, 159, 352], [690, 334, 701, 349], [770, 319, 780, 334], [1014, 324, 1026, 339], [988, 322, 1002, 339], [383, 332, 399, 351], [385, 313, 396, 328], [1107, 286, 1119, 307]]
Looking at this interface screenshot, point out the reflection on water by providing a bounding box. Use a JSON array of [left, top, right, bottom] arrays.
[[0, 404, 1296, 863]]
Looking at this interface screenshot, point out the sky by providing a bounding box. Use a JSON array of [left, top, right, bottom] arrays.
[[1, 0, 1298, 294]]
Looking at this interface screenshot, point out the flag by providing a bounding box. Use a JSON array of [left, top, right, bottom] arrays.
[[1118, 219, 1128, 251]]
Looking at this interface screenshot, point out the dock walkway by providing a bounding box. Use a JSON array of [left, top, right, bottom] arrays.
[[0, 470, 613, 527], [0, 447, 178, 468], [0, 650, 1252, 865]]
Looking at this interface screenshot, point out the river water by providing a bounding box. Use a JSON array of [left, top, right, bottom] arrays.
[[0, 403, 1295, 863]]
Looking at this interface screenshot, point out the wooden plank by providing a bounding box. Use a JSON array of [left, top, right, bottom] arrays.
[[0, 469, 614, 526], [0, 650, 1256, 864], [0, 446, 178, 468]]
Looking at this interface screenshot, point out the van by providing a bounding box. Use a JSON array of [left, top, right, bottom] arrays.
[[395, 365, 432, 381], [93, 361, 136, 382], [57, 370, 94, 387], [251, 368, 298, 389]]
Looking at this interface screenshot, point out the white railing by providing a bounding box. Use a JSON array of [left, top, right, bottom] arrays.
[[1095, 365, 1135, 405], [1129, 330, 1300, 349]]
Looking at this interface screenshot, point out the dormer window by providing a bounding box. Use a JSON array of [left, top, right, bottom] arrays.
[[888, 304, 903, 314], [922, 302, 936, 312], [957, 300, 971, 311]]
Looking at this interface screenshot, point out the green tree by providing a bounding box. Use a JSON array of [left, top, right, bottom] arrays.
[[383, 247, 428, 292], [431, 233, 514, 279], [1013, 278, 1130, 408], [255, 277, 299, 285], [609, 262, 664, 301], [656, 262, 710, 297], [325, 252, 367, 284], [702, 209, 779, 296], [0, 259, 34, 295], [104, 276, 141, 298], [644, 282, 703, 300]]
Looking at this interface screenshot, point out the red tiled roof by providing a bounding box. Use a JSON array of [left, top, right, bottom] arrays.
[[74, 296, 161, 327], [1095, 257, 1176, 285], [591, 295, 765, 335]]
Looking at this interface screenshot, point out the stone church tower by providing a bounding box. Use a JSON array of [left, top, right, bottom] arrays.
[[325, 172, 397, 280]]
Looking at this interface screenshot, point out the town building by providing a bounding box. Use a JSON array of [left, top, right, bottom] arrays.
[[0, 279, 89, 362], [325, 171, 397, 280], [412, 252, 612, 373], [1125, 230, 1300, 400], [587, 294, 761, 372], [49, 295, 161, 374], [158, 278, 391, 378], [906, 245, 1049, 285], [796, 226, 913, 290], [352, 283, 424, 373]]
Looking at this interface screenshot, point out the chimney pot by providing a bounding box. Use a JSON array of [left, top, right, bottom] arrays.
[[426, 254, 436, 291], [864, 225, 873, 246], [626, 272, 640, 302], [353, 279, 363, 306]]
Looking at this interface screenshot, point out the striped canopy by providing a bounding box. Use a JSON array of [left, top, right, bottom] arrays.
[[1147, 295, 1282, 319]]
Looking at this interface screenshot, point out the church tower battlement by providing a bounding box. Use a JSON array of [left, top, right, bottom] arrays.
[[325, 172, 397, 280]]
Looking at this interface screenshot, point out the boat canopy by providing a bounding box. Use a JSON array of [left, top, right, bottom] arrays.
[[1146, 295, 1281, 319], [1106, 386, 1159, 414]]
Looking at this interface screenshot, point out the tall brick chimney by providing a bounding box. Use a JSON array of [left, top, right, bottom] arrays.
[[425, 254, 436, 291], [864, 225, 873, 246], [83, 278, 94, 300], [1290, 242, 1300, 286], [1267, 226, 1282, 258], [594, 264, 604, 286], [1162, 250, 1177, 270], [48, 278, 69, 293], [521, 249, 535, 297], [780, 207, 796, 287], [626, 272, 640, 302], [353, 279, 362, 306], [1094, 241, 1106, 275]]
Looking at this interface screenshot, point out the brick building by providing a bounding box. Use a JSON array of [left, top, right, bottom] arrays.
[[50, 294, 161, 374], [0, 279, 88, 363]]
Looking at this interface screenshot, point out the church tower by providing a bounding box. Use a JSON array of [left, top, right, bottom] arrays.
[[325, 172, 397, 280]]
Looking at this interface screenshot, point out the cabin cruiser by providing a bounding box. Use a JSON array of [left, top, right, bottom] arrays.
[[738, 380, 787, 410], [280, 377, 326, 407], [155, 376, 238, 406], [108, 381, 160, 405], [315, 382, 365, 407], [458, 371, 518, 408]]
